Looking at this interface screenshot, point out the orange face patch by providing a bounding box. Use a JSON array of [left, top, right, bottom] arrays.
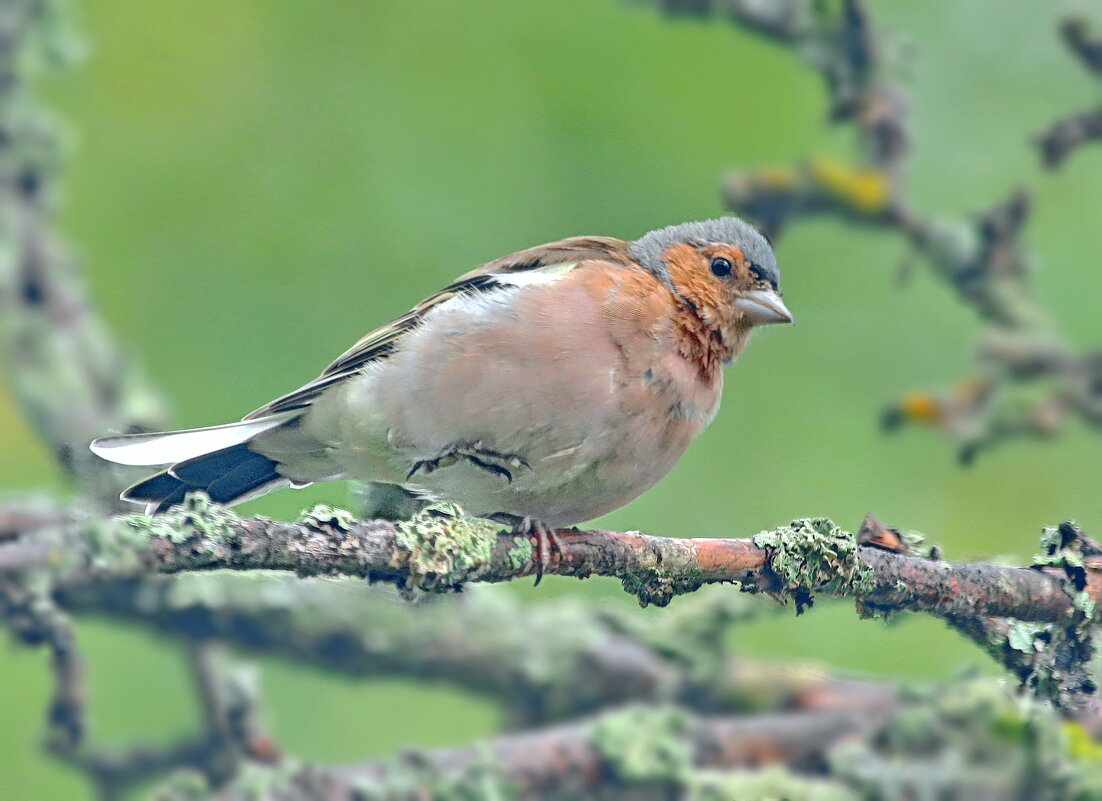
[[662, 242, 761, 302], [659, 242, 756, 379]]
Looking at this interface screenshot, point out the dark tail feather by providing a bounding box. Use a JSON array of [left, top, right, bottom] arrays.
[[122, 443, 289, 513], [205, 452, 281, 503]]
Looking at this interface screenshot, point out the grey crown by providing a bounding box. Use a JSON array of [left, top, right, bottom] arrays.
[[628, 217, 779, 290]]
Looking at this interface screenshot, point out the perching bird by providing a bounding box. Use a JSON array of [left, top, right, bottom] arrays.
[[92, 217, 791, 535]]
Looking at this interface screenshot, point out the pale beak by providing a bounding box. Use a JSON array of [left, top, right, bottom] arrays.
[[734, 289, 794, 325]]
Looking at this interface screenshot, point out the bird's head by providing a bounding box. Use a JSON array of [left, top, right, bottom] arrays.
[[628, 217, 792, 362]]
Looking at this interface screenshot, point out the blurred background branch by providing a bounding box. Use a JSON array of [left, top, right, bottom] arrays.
[[0, 0, 168, 512], [1039, 16, 1102, 168], [112, 679, 1102, 800]]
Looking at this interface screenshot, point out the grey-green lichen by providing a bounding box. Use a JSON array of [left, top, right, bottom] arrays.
[[1033, 522, 1098, 619], [1018, 521, 1099, 704], [297, 503, 356, 532], [621, 571, 707, 608], [74, 514, 154, 577], [505, 536, 533, 571], [831, 675, 1102, 799], [590, 706, 693, 783], [350, 746, 515, 801], [589, 705, 855, 799], [393, 503, 501, 591], [1007, 621, 1048, 654], [152, 762, 305, 801], [687, 768, 858, 801], [149, 769, 209, 800], [753, 518, 874, 613], [617, 536, 708, 607], [61, 492, 243, 579], [121, 492, 243, 544]]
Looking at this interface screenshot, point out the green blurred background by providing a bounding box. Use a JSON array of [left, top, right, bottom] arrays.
[[3, 0, 1102, 797]]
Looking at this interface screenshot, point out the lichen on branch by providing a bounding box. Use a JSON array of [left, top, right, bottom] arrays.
[[752, 517, 874, 613], [4, 495, 1099, 640]]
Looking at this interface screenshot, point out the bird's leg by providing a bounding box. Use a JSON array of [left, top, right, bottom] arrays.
[[408, 441, 531, 483], [491, 513, 564, 586], [520, 516, 565, 586], [407, 453, 457, 480]]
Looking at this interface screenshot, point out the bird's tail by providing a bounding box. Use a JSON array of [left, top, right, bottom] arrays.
[[91, 412, 306, 513]]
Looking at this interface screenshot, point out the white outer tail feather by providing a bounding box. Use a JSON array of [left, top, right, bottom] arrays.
[[90, 413, 296, 467]]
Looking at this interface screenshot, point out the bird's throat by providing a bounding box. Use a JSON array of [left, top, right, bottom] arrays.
[[670, 300, 749, 380]]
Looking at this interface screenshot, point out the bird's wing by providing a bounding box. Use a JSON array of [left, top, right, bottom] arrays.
[[244, 236, 632, 419]]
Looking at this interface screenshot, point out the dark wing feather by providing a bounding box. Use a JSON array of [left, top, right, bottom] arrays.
[[244, 236, 632, 420]]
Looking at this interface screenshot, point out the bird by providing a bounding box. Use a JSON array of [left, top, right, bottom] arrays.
[[91, 217, 792, 552]]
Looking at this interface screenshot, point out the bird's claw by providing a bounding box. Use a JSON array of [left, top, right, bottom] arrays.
[[514, 516, 563, 587], [408, 442, 531, 483]]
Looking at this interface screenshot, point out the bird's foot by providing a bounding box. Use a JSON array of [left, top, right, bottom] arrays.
[[492, 514, 563, 586], [522, 517, 566, 587], [408, 442, 531, 483]]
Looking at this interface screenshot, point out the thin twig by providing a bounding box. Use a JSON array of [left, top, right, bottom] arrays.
[[1036, 15, 1102, 166], [1038, 107, 1102, 168]]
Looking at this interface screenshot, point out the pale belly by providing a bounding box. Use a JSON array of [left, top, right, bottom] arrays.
[[312, 361, 712, 526], [295, 282, 722, 526], [394, 414, 695, 526]]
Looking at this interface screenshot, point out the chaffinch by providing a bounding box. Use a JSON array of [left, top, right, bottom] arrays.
[[92, 217, 791, 537]]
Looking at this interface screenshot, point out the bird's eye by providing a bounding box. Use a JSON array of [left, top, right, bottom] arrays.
[[710, 257, 733, 278]]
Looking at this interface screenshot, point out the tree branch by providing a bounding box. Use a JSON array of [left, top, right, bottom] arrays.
[[0, 497, 1092, 622]]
